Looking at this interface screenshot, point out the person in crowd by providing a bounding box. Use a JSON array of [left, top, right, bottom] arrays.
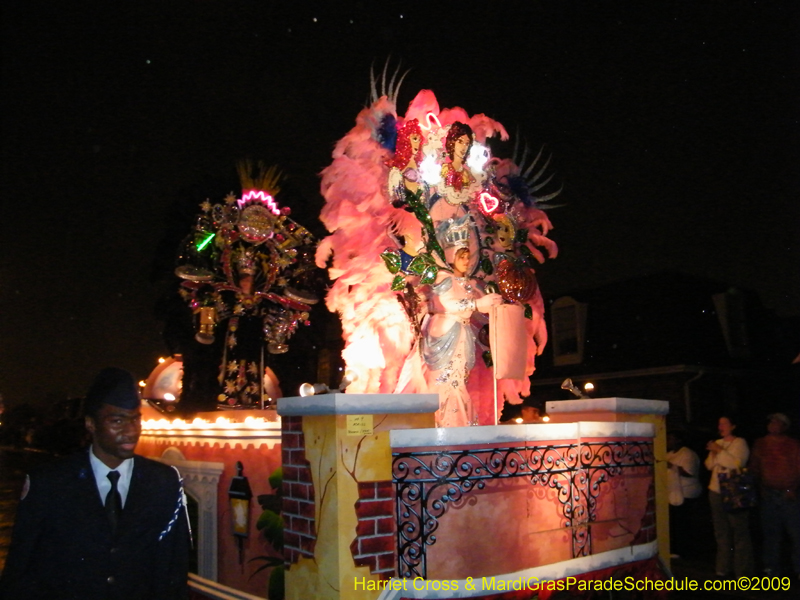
[[749, 412, 800, 577], [704, 414, 754, 578], [0, 367, 190, 599], [666, 429, 703, 558]]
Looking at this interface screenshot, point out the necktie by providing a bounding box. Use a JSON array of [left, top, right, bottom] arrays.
[[106, 470, 122, 536]]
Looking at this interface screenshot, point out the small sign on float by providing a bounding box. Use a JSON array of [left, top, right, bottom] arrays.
[[346, 414, 374, 436]]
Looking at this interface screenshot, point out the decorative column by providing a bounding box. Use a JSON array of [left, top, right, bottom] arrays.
[[545, 397, 670, 568], [278, 393, 438, 600]]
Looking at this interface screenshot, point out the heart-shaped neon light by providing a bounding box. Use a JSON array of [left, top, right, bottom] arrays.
[[479, 192, 500, 214]]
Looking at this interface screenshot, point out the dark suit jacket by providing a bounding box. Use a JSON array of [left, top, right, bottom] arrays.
[[0, 451, 189, 600]]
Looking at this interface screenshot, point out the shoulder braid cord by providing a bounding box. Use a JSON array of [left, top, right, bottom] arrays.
[[159, 465, 194, 548]]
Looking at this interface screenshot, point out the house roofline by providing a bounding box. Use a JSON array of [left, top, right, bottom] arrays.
[[530, 364, 761, 386]]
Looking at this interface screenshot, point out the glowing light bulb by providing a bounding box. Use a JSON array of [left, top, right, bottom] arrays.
[[420, 153, 441, 185], [466, 142, 489, 173], [339, 368, 359, 391]]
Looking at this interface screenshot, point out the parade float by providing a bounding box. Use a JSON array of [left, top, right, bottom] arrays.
[[313, 67, 560, 427], [138, 163, 316, 598], [137, 66, 669, 600], [174, 161, 318, 409]]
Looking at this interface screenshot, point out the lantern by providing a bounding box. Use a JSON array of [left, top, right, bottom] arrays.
[[228, 461, 253, 566]]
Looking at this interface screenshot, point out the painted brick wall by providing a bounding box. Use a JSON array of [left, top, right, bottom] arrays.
[[349, 480, 396, 579], [632, 480, 657, 545], [281, 416, 317, 565]]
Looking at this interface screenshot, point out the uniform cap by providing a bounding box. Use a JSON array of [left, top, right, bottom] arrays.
[[85, 367, 140, 411]]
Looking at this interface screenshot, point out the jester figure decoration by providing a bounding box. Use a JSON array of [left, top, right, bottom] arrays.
[[316, 64, 559, 426], [176, 162, 318, 407]]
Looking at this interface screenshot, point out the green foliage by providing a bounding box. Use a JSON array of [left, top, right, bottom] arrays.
[[384, 249, 440, 291], [258, 494, 282, 514], [256, 509, 284, 550], [381, 250, 401, 274], [407, 253, 438, 285], [249, 555, 283, 577], [268, 466, 282, 492], [249, 466, 285, 600], [268, 565, 285, 600]]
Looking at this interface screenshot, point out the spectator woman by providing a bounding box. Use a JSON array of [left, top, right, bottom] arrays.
[[704, 414, 754, 577]]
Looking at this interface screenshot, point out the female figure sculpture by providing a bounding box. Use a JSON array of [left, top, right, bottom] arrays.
[[387, 118, 426, 207], [422, 218, 502, 427]]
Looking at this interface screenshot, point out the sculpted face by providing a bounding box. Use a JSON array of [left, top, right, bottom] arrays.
[[454, 135, 471, 161], [86, 403, 142, 468], [409, 133, 422, 153], [494, 215, 515, 250], [452, 247, 470, 276]]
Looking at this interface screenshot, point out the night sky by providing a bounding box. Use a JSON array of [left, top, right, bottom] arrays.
[[2, 1, 798, 407]]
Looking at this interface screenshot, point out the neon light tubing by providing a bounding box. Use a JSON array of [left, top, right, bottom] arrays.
[[238, 190, 281, 216]]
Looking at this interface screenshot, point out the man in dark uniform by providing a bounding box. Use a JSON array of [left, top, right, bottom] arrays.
[[0, 367, 190, 599]]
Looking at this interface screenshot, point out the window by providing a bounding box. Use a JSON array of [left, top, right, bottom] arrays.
[[551, 296, 587, 366]]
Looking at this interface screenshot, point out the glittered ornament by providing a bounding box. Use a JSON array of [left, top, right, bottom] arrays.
[[495, 259, 538, 304]]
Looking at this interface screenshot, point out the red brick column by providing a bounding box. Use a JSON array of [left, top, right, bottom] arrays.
[[281, 416, 317, 565], [349, 480, 396, 579]]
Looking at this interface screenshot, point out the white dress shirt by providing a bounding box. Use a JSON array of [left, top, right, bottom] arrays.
[[89, 447, 134, 507], [666, 445, 703, 499]]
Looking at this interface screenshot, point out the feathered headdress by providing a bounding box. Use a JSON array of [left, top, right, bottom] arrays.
[[237, 160, 282, 196]]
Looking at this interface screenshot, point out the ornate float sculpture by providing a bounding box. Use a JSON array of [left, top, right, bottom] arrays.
[[316, 66, 560, 425], [176, 162, 318, 407]]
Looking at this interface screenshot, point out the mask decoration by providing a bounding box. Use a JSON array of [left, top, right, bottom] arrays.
[[176, 161, 319, 407]]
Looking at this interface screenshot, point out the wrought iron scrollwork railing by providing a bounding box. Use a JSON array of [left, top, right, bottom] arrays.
[[392, 440, 653, 579]]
